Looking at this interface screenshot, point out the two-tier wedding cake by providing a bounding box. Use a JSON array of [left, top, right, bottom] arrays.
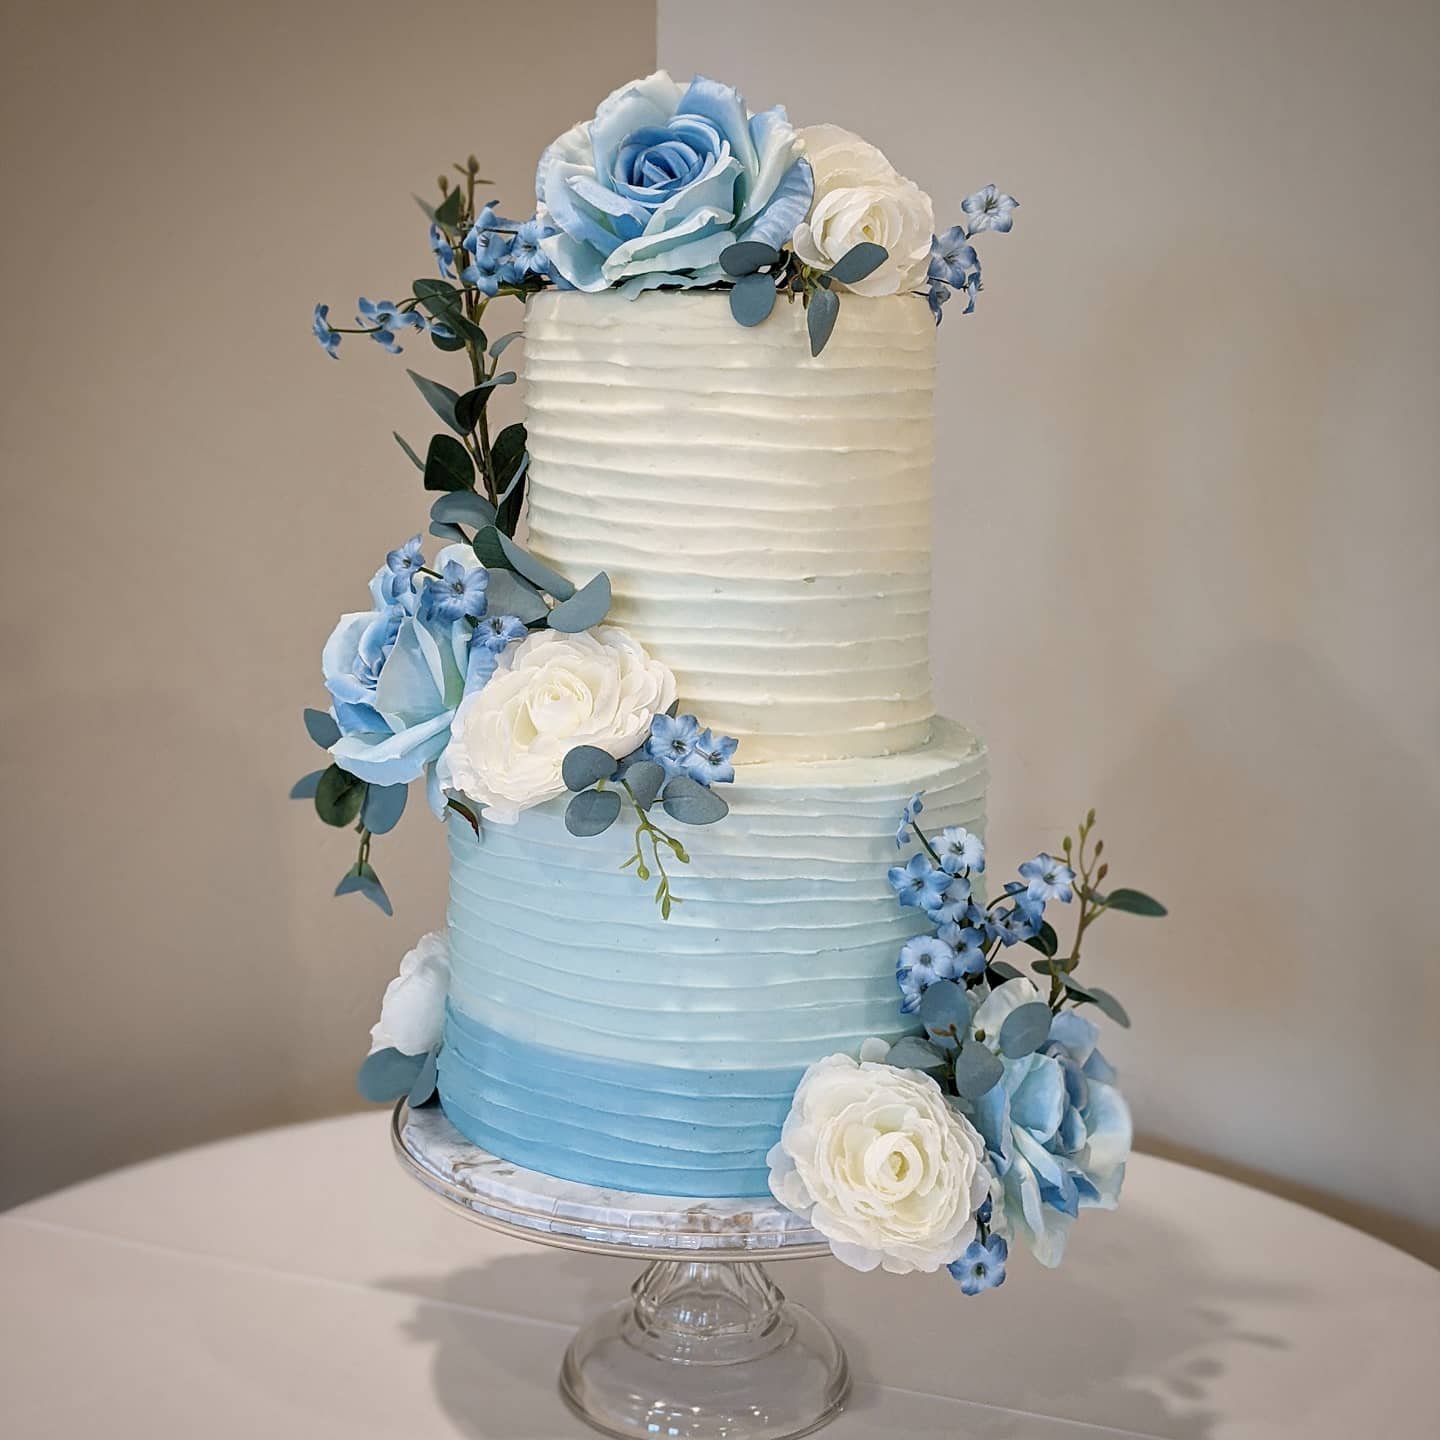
[[305, 69, 1153, 1294]]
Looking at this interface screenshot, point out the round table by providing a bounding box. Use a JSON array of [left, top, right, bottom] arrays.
[[1, 1114, 1434, 1438]]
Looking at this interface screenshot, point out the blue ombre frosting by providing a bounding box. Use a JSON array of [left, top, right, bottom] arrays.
[[436, 722, 987, 1196]]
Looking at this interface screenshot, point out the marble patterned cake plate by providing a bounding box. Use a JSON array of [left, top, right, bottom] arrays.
[[393, 1103, 851, 1440]]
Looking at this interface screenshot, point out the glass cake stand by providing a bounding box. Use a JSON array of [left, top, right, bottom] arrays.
[[392, 1103, 850, 1439]]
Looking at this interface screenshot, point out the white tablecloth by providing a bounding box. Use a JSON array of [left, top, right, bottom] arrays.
[[2, 1113, 1435, 1438]]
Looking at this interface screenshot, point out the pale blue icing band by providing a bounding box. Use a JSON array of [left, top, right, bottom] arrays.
[[438, 1009, 798, 1196]]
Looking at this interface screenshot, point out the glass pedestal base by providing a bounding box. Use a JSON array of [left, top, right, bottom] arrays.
[[559, 1259, 849, 1440]]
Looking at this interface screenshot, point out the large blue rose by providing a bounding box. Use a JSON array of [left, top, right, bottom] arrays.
[[320, 545, 478, 788], [959, 980, 1132, 1268], [536, 71, 813, 296]]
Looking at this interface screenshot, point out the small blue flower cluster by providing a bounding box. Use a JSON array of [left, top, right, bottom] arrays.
[[456, 206, 558, 298], [646, 713, 739, 787], [948, 1196, 1008, 1294], [888, 792, 1075, 1015], [925, 184, 1018, 323]]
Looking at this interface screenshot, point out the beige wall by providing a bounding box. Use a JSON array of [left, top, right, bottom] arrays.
[[0, 0, 655, 1206], [661, 0, 1440, 1262]]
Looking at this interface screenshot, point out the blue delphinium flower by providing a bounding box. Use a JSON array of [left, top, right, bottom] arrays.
[[894, 791, 925, 848], [936, 825, 986, 875], [1003, 879, 1047, 930], [312, 303, 341, 359], [429, 223, 456, 279], [1018, 853, 1075, 905], [648, 712, 701, 775], [465, 612, 527, 693], [925, 873, 973, 925], [948, 1234, 1008, 1295], [887, 853, 951, 911], [961, 184, 1019, 236], [505, 217, 555, 281], [935, 925, 987, 977], [984, 904, 1036, 947], [929, 227, 981, 288], [422, 559, 488, 622], [460, 204, 515, 295], [896, 934, 960, 1013], [927, 279, 951, 325], [685, 728, 738, 786], [384, 534, 425, 600], [357, 297, 424, 354]]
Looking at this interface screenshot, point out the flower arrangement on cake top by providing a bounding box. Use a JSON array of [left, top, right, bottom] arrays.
[[298, 70, 1017, 917]]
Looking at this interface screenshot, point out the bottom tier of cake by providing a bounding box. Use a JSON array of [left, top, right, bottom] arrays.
[[436, 720, 986, 1197]]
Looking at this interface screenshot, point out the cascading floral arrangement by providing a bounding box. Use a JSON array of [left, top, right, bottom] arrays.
[[298, 70, 1017, 919], [767, 803, 1165, 1294]]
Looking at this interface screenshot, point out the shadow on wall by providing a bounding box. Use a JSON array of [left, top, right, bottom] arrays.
[[379, 1198, 1292, 1437]]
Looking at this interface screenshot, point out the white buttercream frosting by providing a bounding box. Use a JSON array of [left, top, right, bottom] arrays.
[[522, 289, 937, 763]]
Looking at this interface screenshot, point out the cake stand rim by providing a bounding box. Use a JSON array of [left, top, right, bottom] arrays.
[[391, 1102, 834, 1262]]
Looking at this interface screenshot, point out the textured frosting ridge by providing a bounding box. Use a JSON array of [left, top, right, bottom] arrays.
[[523, 289, 937, 763], [438, 725, 987, 1195]]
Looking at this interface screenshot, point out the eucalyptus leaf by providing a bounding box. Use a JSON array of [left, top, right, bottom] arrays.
[[987, 959, 1024, 983], [335, 861, 392, 916], [565, 786, 622, 836], [999, 1001, 1054, 1058], [356, 1047, 424, 1103], [303, 707, 340, 748], [484, 568, 549, 624], [412, 277, 462, 321], [361, 782, 408, 836], [496, 452, 528, 506], [446, 797, 480, 836], [451, 314, 489, 350], [919, 979, 971, 1037], [315, 765, 365, 827], [1024, 921, 1060, 959], [729, 273, 776, 327], [953, 1041, 1005, 1101], [661, 775, 729, 826], [827, 241, 889, 285], [406, 369, 463, 433], [546, 571, 611, 632], [807, 286, 839, 356], [423, 432, 473, 492], [886, 1036, 947, 1071], [489, 330, 523, 357], [720, 240, 781, 276], [393, 432, 425, 471], [471, 525, 510, 570], [430, 327, 466, 353], [456, 374, 520, 434], [432, 187, 464, 229], [289, 770, 324, 800], [624, 759, 665, 810], [408, 1047, 440, 1106], [492, 422, 528, 536], [1099, 888, 1168, 917], [563, 744, 618, 793], [496, 531, 576, 600], [1087, 986, 1132, 1028], [429, 521, 467, 543], [431, 490, 497, 531]]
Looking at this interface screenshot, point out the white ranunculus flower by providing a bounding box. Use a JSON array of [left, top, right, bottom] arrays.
[[437, 625, 676, 824], [369, 930, 451, 1057], [768, 1040, 991, 1274], [790, 124, 935, 298]]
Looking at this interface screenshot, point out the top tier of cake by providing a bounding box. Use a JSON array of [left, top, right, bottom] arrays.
[[523, 290, 936, 763]]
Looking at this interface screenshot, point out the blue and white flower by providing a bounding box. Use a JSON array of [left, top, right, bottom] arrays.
[[505, 217, 556, 281], [535, 71, 813, 296], [925, 874, 972, 925], [383, 534, 426, 600], [422, 558, 488, 622], [1018, 853, 1075, 905], [465, 613, 528, 693], [356, 297, 425, 353], [935, 925, 987, 977], [429, 222, 456, 279], [648, 711, 701, 775], [685, 727, 738, 786], [321, 544, 482, 787], [959, 981, 1132, 1267], [961, 184, 1018, 236], [936, 825, 986, 875], [312, 302, 341, 359], [460, 204, 516, 295], [896, 934, 960, 1013], [887, 853, 952, 912], [948, 1234, 1008, 1295], [929, 227, 980, 288], [895, 790, 925, 849]]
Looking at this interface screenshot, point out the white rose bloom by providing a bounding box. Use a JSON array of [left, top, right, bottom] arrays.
[[437, 625, 676, 823], [369, 930, 451, 1057], [790, 124, 935, 298], [767, 1043, 991, 1274]]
